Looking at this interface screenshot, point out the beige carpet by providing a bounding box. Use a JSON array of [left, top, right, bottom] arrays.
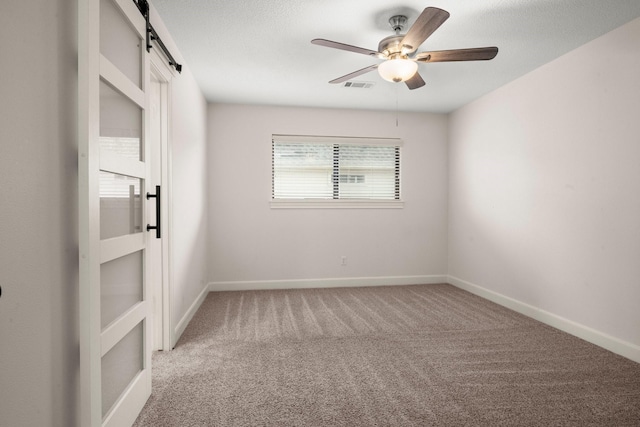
[[133, 284, 640, 426]]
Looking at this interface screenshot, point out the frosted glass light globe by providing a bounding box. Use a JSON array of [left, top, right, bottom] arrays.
[[378, 59, 418, 83]]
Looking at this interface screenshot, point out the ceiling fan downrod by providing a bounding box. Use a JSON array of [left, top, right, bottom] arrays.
[[388, 15, 408, 34]]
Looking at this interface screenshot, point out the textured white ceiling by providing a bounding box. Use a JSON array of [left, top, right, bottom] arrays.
[[152, 0, 640, 113]]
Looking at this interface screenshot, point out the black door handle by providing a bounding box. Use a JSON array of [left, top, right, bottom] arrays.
[[146, 185, 161, 239]]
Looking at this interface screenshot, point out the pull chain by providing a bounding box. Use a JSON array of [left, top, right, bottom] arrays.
[[395, 84, 399, 127]]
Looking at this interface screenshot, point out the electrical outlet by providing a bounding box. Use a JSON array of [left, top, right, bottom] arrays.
[[341, 256, 347, 266]]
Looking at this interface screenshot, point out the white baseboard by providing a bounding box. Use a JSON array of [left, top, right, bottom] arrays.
[[447, 275, 640, 364], [209, 275, 448, 292], [173, 283, 209, 348]]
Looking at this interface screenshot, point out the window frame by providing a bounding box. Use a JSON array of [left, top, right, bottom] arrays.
[[270, 134, 404, 209]]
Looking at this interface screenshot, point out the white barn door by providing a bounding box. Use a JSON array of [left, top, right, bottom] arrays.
[[79, 0, 153, 425]]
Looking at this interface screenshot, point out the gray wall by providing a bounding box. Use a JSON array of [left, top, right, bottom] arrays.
[[207, 104, 449, 287], [149, 4, 210, 341], [0, 0, 79, 425], [449, 17, 640, 351]]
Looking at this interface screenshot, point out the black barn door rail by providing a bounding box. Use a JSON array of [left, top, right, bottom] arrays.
[[133, 0, 182, 73]]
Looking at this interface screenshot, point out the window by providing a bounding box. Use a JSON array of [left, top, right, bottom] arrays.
[[272, 135, 402, 208]]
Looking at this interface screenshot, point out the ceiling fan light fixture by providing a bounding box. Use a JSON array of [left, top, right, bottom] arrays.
[[378, 58, 418, 83], [312, 8, 497, 89]]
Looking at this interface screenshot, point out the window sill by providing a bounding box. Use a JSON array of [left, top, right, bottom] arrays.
[[270, 199, 404, 209]]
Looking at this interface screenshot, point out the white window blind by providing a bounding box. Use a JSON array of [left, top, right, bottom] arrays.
[[272, 135, 401, 201], [98, 137, 141, 198]]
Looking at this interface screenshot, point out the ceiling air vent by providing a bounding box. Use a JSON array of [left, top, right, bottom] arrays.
[[343, 81, 375, 89]]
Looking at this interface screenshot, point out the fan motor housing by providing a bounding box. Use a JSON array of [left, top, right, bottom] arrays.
[[378, 35, 406, 58]]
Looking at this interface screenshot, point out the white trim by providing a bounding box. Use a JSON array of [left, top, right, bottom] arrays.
[[100, 233, 145, 264], [101, 301, 147, 357], [272, 134, 403, 147], [149, 38, 179, 80], [270, 199, 404, 209], [173, 283, 209, 348], [209, 275, 447, 292], [102, 370, 150, 427], [78, 0, 102, 424], [447, 276, 640, 364], [110, 0, 146, 39], [149, 54, 174, 352], [100, 151, 146, 178], [100, 55, 145, 108], [141, 19, 154, 408], [164, 70, 175, 351]]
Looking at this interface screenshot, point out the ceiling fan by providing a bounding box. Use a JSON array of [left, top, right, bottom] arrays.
[[311, 7, 498, 90]]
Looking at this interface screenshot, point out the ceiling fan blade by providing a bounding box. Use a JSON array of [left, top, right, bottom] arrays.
[[415, 47, 499, 62], [401, 7, 450, 53], [329, 64, 379, 84], [405, 72, 425, 90], [312, 39, 384, 58]]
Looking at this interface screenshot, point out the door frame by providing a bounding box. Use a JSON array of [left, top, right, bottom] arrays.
[[149, 47, 175, 351]]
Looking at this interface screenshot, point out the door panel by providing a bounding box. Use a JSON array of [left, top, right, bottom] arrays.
[[99, 171, 142, 239], [99, 0, 142, 88], [101, 321, 144, 417], [100, 250, 144, 328], [99, 79, 143, 160], [79, 0, 152, 425]]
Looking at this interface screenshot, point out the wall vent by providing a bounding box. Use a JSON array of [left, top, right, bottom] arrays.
[[343, 81, 375, 89]]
